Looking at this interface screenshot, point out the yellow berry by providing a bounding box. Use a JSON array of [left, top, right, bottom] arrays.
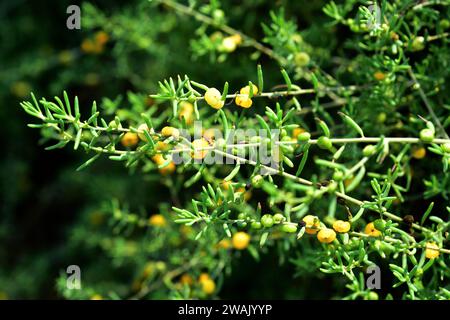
[[411, 146, 426, 159], [161, 126, 180, 139], [201, 278, 216, 295], [240, 84, 258, 95], [317, 228, 336, 243], [232, 232, 251, 250], [149, 214, 166, 227], [198, 273, 210, 283], [230, 34, 242, 45], [81, 39, 96, 53], [364, 222, 382, 237], [121, 132, 139, 148], [180, 274, 194, 286], [425, 242, 440, 259], [137, 123, 151, 141], [216, 239, 231, 249], [292, 127, 306, 139], [191, 138, 210, 159], [204, 88, 224, 109], [333, 220, 351, 233], [235, 95, 253, 108], [179, 101, 194, 124], [302, 215, 320, 234], [221, 36, 237, 52]]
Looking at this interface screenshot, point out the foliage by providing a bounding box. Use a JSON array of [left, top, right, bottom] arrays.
[[2, 0, 450, 300]]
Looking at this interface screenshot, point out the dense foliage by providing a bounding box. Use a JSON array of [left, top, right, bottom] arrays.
[[1, 0, 449, 299]]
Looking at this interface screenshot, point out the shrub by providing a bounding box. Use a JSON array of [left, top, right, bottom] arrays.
[[6, 0, 450, 299]]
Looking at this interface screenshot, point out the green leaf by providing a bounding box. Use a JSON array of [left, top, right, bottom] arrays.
[[257, 64, 264, 93], [295, 144, 310, 176], [221, 82, 229, 100], [259, 232, 269, 247], [420, 202, 434, 225], [280, 68, 292, 91], [224, 164, 241, 181], [339, 112, 365, 137]]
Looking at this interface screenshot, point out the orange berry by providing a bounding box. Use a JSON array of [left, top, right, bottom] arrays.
[[373, 71, 386, 81], [121, 132, 139, 147], [95, 31, 109, 45], [364, 222, 382, 237]]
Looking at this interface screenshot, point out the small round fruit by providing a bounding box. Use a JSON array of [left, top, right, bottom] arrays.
[[294, 52, 310, 67], [204, 88, 224, 109], [217, 239, 231, 249], [235, 95, 253, 108], [121, 132, 139, 148], [251, 175, 264, 188], [373, 219, 386, 232], [419, 128, 434, 143], [411, 36, 425, 51], [366, 292, 379, 300], [411, 146, 426, 159], [191, 138, 210, 160], [281, 223, 298, 233], [149, 214, 166, 227], [363, 145, 376, 157], [302, 215, 320, 234], [161, 126, 180, 139], [261, 214, 274, 228], [317, 136, 332, 150], [332, 220, 351, 233], [251, 221, 262, 230], [364, 222, 382, 237], [180, 274, 193, 286], [232, 232, 251, 250], [373, 71, 386, 81], [221, 36, 237, 52], [317, 228, 336, 243], [198, 273, 210, 283], [237, 213, 247, 220], [137, 123, 151, 141], [332, 170, 344, 181], [202, 278, 216, 295], [425, 242, 440, 259], [442, 143, 450, 153], [273, 213, 285, 224], [240, 84, 258, 95], [297, 132, 311, 142]]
